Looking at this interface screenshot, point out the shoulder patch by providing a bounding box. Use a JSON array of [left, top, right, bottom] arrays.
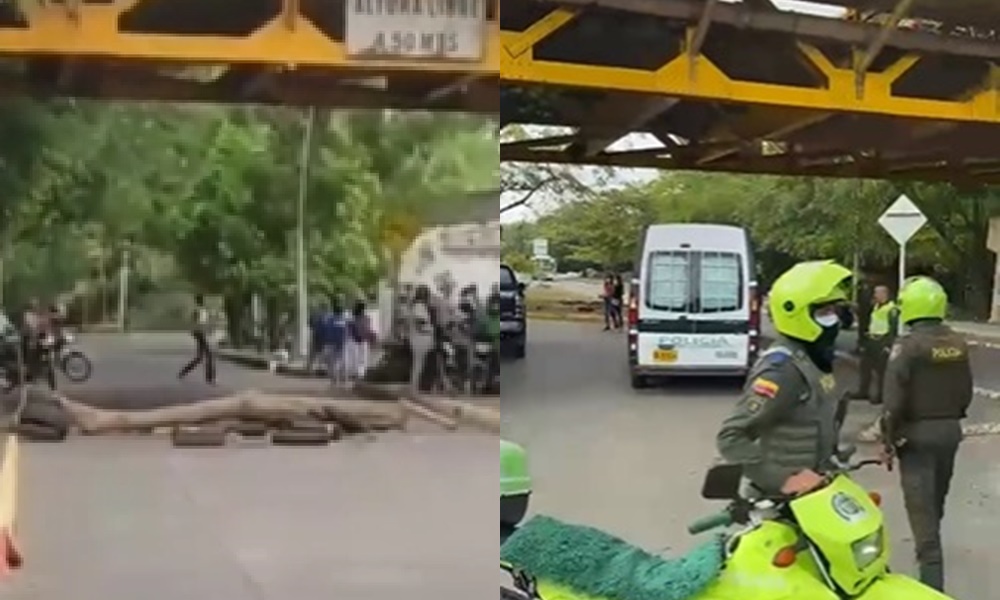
[[751, 377, 780, 399], [761, 349, 792, 365]]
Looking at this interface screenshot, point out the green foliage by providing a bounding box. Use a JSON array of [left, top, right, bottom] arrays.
[[509, 170, 1000, 317], [0, 100, 497, 333]]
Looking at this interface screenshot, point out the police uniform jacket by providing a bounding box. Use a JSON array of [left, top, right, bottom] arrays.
[[882, 321, 973, 443], [717, 336, 843, 495]]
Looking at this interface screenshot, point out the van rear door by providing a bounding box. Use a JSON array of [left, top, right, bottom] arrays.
[[636, 249, 749, 372]]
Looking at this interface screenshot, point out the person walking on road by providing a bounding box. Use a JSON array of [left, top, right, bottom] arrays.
[[853, 284, 898, 404], [179, 294, 215, 384], [879, 276, 972, 593], [717, 260, 852, 497]]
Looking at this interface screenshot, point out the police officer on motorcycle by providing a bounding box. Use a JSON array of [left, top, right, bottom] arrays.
[[717, 260, 852, 497], [880, 276, 972, 593]]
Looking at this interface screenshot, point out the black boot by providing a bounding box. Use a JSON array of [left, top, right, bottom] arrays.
[[919, 562, 944, 592]]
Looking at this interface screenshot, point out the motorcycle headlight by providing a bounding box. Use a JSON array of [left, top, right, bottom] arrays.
[[851, 529, 885, 570]]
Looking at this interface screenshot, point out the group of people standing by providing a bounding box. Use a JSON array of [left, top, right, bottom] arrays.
[[306, 297, 376, 386], [717, 261, 972, 593]]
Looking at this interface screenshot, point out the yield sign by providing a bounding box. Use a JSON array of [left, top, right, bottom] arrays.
[[878, 194, 927, 245]]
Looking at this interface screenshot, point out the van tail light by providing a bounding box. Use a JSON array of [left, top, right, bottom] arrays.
[[868, 492, 882, 507], [748, 283, 761, 359], [627, 280, 639, 350]]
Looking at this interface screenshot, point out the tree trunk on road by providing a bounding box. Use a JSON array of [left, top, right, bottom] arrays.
[[53, 390, 406, 435]]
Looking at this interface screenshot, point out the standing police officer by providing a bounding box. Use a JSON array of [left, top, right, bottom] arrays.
[[718, 260, 852, 496], [854, 284, 898, 404], [881, 276, 973, 593]]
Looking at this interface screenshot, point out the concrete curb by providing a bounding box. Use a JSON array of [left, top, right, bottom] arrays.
[[216, 350, 316, 378], [528, 312, 603, 323]]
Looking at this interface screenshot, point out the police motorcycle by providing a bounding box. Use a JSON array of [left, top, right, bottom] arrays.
[[500, 440, 953, 600]]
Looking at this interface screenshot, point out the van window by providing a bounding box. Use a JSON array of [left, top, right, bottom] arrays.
[[646, 252, 691, 312], [500, 266, 517, 289], [697, 252, 743, 313], [646, 251, 743, 314]]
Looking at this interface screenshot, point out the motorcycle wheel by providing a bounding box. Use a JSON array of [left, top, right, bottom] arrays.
[[61, 350, 93, 383]]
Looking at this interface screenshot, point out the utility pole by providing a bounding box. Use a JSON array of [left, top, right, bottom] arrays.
[[295, 107, 318, 359], [118, 237, 133, 332]]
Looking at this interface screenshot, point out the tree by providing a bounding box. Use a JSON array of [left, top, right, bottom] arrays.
[[500, 125, 612, 216], [526, 169, 999, 318]]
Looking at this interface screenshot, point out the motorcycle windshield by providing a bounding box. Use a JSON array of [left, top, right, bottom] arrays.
[[790, 475, 889, 596]]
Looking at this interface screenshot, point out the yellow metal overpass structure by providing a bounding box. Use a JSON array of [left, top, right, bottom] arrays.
[[500, 0, 1000, 184], [0, 0, 498, 112]]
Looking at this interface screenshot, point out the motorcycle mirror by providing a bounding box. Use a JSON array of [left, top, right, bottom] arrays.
[[701, 463, 743, 500]]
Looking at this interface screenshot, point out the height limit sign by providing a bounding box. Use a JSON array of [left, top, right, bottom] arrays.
[[878, 194, 926, 306]]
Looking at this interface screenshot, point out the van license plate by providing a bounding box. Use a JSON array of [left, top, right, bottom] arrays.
[[653, 349, 678, 363]]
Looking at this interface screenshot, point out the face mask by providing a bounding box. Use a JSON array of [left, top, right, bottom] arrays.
[[814, 313, 840, 329]]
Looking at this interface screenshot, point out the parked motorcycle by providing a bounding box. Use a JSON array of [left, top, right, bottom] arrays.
[[500, 442, 952, 599], [0, 332, 92, 393], [52, 332, 93, 384]]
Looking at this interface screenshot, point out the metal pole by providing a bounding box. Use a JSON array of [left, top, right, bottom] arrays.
[[296, 107, 318, 359], [118, 245, 130, 332], [897, 243, 906, 335]]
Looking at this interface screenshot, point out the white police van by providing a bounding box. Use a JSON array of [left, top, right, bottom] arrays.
[[627, 224, 760, 388]]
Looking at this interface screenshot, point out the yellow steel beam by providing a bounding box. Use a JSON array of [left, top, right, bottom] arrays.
[[0, 1, 499, 74], [854, 0, 915, 97], [686, 0, 718, 78], [504, 8, 577, 59], [501, 22, 1000, 123]]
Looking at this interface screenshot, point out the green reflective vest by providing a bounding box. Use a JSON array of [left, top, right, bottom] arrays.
[[869, 301, 897, 336]]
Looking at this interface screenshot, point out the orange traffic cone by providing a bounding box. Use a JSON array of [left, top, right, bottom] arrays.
[[0, 527, 21, 576], [0, 433, 20, 579]]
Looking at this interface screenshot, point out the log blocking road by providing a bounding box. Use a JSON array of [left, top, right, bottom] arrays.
[[502, 320, 1000, 599], [4, 333, 495, 600]]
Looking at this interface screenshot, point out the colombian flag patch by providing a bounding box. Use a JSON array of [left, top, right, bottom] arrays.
[[751, 378, 780, 399]]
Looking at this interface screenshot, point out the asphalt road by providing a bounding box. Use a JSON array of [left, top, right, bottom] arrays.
[[4, 333, 495, 600], [502, 320, 1000, 599]]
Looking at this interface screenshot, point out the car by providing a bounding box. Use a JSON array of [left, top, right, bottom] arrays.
[[500, 264, 527, 359]]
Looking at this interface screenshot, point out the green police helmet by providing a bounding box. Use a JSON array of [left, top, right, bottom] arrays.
[[768, 260, 853, 342], [501, 440, 531, 497], [898, 276, 947, 324]]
